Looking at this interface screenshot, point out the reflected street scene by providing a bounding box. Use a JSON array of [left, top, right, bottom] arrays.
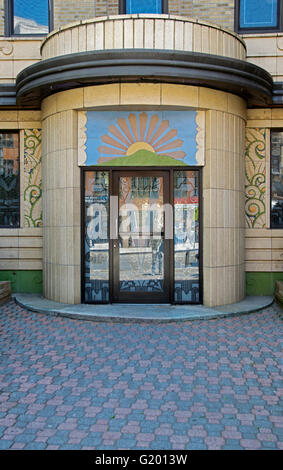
[[174, 171, 199, 302], [84, 170, 200, 303], [271, 130, 283, 228], [118, 176, 165, 293], [13, 1, 49, 34], [84, 171, 109, 302]]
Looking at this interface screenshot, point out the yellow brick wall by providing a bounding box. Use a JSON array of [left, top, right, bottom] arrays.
[[168, 0, 235, 32], [53, 0, 235, 32], [0, 1, 235, 36], [53, 0, 119, 30]]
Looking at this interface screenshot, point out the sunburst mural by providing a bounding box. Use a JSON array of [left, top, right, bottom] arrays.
[[79, 110, 204, 166], [97, 112, 186, 164]]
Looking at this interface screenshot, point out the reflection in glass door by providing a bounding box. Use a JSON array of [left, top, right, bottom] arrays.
[[84, 171, 109, 302], [113, 171, 170, 302], [174, 171, 200, 302]]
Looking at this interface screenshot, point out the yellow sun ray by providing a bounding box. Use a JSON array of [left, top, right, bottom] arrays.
[[139, 112, 147, 142], [149, 120, 169, 145], [108, 124, 131, 147], [128, 114, 139, 142], [116, 118, 135, 144], [101, 134, 128, 151], [156, 139, 184, 153], [153, 129, 178, 149], [145, 115, 159, 142]]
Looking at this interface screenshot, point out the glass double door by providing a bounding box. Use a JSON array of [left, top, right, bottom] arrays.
[[83, 169, 201, 304], [112, 171, 170, 303]]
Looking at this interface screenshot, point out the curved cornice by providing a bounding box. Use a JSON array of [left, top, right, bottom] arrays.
[[16, 49, 273, 107]]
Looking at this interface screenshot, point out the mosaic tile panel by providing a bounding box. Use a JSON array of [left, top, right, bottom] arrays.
[[245, 128, 266, 229], [23, 129, 42, 228]]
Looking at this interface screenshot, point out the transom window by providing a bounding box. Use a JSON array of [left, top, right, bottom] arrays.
[[5, 0, 52, 36], [236, 0, 282, 33], [120, 0, 167, 14]]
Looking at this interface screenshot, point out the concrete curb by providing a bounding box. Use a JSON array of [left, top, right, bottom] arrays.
[[13, 294, 275, 323]]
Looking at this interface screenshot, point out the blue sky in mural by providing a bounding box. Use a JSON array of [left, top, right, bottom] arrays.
[[86, 110, 198, 166], [126, 0, 162, 14], [14, 0, 49, 25]]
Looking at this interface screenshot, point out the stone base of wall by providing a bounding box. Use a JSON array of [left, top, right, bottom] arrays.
[[0, 271, 43, 294], [246, 272, 283, 296], [1, 270, 279, 300]]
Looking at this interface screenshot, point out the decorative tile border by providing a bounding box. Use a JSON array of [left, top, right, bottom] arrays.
[[196, 111, 205, 166], [78, 111, 87, 166], [245, 128, 266, 229], [23, 129, 42, 228]]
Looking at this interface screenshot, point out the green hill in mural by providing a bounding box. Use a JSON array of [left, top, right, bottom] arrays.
[[100, 149, 188, 166]]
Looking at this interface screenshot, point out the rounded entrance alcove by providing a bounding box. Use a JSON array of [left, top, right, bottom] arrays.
[[41, 81, 247, 307], [14, 15, 272, 306]]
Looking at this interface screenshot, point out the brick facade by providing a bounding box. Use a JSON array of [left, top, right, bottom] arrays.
[[168, 1, 234, 31], [53, 0, 119, 30]]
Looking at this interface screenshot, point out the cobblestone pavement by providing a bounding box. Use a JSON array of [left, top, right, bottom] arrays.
[[0, 300, 282, 450]]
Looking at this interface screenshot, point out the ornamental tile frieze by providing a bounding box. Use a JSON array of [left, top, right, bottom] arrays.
[[245, 128, 266, 229], [23, 129, 42, 228]]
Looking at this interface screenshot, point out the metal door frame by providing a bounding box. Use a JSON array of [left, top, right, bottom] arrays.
[[81, 166, 203, 304]]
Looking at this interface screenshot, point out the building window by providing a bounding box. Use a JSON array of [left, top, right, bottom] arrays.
[[271, 130, 283, 228], [5, 0, 52, 36], [236, 0, 281, 33], [0, 132, 20, 228], [120, 0, 167, 14]]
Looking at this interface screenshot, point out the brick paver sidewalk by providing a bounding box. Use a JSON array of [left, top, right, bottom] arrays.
[[0, 300, 282, 450]]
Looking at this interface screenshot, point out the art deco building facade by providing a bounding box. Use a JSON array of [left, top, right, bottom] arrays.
[[0, 0, 282, 307]]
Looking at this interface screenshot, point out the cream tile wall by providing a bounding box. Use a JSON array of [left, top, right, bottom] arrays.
[[244, 108, 283, 275], [0, 111, 42, 271], [203, 107, 246, 306], [42, 108, 81, 303], [0, 229, 43, 271], [0, 38, 41, 83], [244, 34, 283, 82]]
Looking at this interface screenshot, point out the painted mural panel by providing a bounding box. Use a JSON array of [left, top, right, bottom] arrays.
[[23, 129, 42, 228], [78, 110, 205, 167], [245, 128, 266, 229]]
